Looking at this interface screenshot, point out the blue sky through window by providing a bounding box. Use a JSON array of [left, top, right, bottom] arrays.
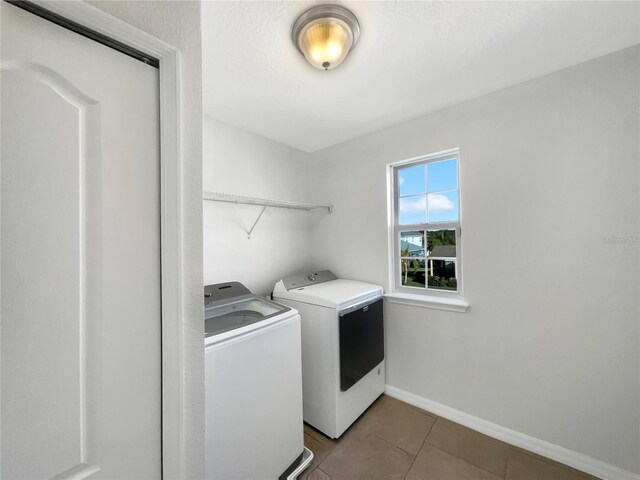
[[427, 159, 457, 192], [398, 158, 458, 224], [399, 196, 426, 224], [428, 192, 459, 222], [398, 164, 425, 196]]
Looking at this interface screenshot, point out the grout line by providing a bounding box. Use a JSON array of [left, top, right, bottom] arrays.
[[315, 457, 328, 473], [430, 444, 506, 480], [403, 442, 423, 477], [385, 386, 625, 480], [509, 446, 601, 480], [425, 415, 438, 439], [365, 433, 417, 479], [404, 416, 438, 478], [313, 435, 341, 473], [423, 416, 442, 448], [504, 454, 511, 480], [304, 424, 338, 448], [369, 431, 416, 457], [316, 467, 331, 479], [422, 417, 510, 478], [406, 403, 439, 420]]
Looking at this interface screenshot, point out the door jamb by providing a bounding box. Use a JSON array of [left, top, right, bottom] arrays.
[[27, 1, 189, 478]]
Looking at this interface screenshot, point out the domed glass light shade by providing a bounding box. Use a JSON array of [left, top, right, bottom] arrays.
[[293, 5, 360, 71]]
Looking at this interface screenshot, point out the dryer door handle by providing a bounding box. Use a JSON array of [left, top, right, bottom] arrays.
[[339, 295, 383, 317]]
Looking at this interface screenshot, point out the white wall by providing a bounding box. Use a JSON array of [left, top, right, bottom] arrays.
[[308, 47, 640, 474], [86, 2, 204, 478], [203, 116, 319, 296]]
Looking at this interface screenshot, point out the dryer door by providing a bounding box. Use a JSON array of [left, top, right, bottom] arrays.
[[339, 298, 384, 391]]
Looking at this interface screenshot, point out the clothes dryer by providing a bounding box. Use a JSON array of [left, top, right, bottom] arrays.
[[273, 271, 385, 438]]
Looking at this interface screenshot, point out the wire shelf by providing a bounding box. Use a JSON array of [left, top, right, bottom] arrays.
[[203, 191, 333, 238], [203, 191, 333, 212]]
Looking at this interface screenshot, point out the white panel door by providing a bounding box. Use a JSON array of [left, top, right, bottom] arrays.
[[1, 3, 161, 479]]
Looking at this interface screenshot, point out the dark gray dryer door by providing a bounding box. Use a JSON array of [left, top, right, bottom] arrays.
[[339, 298, 384, 391]]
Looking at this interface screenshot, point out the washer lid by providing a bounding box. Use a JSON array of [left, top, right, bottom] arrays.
[[204, 281, 291, 337], [273, 278, 383, 309], [205, 295, 291, 337]]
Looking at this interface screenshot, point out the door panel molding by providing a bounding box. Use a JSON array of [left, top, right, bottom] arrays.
[[19, 2, 188, 477], [50, 464, 101, 480], [1, 61, 98, 106], [1, 60, 102, 478]]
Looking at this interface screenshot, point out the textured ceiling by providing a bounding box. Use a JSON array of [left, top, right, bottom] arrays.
[[202, 1, 639, 152]]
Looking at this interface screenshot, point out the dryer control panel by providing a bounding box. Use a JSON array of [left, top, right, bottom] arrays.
[[281, 270, 337, 290]]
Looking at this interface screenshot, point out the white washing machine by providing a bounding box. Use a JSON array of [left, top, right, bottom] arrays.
[[273, 271, 385, 439], [204, 282, 313, 479]]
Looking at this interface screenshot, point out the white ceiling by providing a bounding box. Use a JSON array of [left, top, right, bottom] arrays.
[[202, 1, 639, 153]]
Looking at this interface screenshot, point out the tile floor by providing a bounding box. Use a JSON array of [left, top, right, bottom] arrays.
[[300, 395, 600, 480]]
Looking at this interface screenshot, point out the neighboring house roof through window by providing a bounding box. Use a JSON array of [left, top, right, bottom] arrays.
[[429, 245, 456, 258]]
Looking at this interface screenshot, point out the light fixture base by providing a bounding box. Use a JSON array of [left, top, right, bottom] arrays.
[[292, 4, 360, 70]]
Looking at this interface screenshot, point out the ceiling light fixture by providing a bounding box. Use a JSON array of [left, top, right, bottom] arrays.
[[292, 4, 360, 71]]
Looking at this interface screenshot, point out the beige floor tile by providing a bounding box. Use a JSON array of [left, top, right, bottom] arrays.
[[300, 433, 335, 480], [356, 394, 436, 455], [299, 398, 600, 480], [426, 418, 510, 478], [300, 416, 372, 480], [306, 468, 332, 480], [304, 424, 337, 446], [304, 423, 320, 437], [319, 433, 414, 479], [506, 448, 601, 480], [393, 397, 439, 418], [406, 444, 503, 480], [509, 448, 600, 479]]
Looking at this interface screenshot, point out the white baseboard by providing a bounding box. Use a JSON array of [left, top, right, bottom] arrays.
[[385, 385, 639, 480]]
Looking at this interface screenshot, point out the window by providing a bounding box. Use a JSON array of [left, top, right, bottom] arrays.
[[390, 149, 462, 298]]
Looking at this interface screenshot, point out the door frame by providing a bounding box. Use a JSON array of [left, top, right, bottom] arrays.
[[24, 1, 190, 477]]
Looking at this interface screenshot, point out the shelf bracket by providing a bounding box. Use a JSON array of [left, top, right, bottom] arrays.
[[247, 204, 268, 239]]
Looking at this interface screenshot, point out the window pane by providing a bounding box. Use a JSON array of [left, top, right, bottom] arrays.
[[426, 259, 457, 291], [398, 164, 425, 196], [427, 159, 457, 193], [427, 191, 458, 222], [401, 259, 425, 288], [426, 229, 456, 255], [400, 231, 425, 257], [399, 195, 426, 225], [426, 229, 457, 291]]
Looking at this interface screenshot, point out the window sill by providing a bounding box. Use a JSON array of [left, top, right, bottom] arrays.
[[384, 292, 469, 313]]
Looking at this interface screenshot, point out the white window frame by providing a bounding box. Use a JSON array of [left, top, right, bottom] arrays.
[[386, 148, 469, 312]]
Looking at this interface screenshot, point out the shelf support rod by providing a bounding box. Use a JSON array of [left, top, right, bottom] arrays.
[[247, 204, 268, 239]]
